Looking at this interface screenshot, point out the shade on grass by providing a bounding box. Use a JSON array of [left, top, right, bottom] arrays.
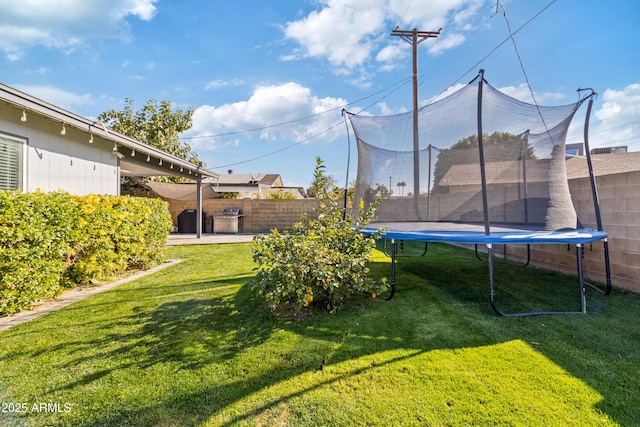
[[0, 242, 639, 426]]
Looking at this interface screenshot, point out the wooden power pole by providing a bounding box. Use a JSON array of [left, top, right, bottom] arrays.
[[390, 27, 440, 199]]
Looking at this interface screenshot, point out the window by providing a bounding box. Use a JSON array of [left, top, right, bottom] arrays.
[[0, 133, 24, 191]]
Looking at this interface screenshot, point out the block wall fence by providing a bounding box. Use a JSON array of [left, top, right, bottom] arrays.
[[162, 170, 640, 292], [478, 171, 640, 293], [165, 198, 319, 234]]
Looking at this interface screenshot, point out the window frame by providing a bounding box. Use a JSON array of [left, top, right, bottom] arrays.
[[0, 131, 27, 191]]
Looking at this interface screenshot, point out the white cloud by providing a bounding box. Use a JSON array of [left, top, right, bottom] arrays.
[[426, 83, 466, 104], [376, 43, 405, 63], [497, 83, 565, 104], [26, 66, 50, 74], [591, 83, 640, 150], [187, 82, 347, 149], [283, 0, 388, 70], [282, 0, 488, 75], [205, 78, 243, 90], [13, 84, 94, 110], [377, 101, 408, 115], [0, 0, 158, 59], [424, 81, 566, 108], [428, 33, 466, 55]]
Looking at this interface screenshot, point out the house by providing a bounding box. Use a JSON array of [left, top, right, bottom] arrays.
[[0, 82, 219, 195], [437, 158, 551, 193], [138, 171, 306, 200], [1, 82, 219, 236], [213, 172, 306, 199], [565, 151, 640, 178]]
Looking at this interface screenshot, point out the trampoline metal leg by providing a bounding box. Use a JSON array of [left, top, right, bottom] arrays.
[[384, 239, 397, 301], [576, 244, 587, 314], [603, 239, 612, 295], [584, 238, 613, 296], [490, 243, 588, 317], [488, 244, 501, 315], [383, 239, 427, 257], [475, 243, 531, 267]]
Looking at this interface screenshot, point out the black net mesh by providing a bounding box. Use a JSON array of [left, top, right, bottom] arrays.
[[347, 73, 590, 232]]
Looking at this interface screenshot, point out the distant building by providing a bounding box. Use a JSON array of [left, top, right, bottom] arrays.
[[565, 143, 584, 158], [138, 171, 306, 200]]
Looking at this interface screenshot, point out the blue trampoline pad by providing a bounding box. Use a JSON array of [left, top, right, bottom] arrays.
[[360, 222, 608, 245]]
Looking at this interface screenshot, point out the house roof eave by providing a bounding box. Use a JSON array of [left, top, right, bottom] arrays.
[[0, 82, 219, 181]]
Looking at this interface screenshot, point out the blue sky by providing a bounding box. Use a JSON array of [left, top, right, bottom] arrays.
[[1, 0, 639, 189]]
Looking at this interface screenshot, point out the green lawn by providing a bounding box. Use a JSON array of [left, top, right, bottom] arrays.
[[1, 241, 639, 426]]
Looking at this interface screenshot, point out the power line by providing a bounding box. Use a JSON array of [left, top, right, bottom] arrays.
[[181, 77, 411, 141], [498, 0, 553, 140], [206, 75, 415, 170], [204, 0, 559, 169], [415, 2, 497, 92], [423, 0, 557, 104], [400, 0, 414, 22], [211, 120, 344, 169]]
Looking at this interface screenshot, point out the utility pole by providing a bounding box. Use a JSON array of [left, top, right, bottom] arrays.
[[391, 27, 440, 199]]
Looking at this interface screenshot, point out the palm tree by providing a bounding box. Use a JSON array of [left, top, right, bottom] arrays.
[[396, 181, 406, 196]]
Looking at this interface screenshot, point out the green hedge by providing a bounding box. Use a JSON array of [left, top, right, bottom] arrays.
[[0, 191, 172, 316]]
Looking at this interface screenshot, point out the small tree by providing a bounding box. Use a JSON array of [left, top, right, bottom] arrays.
[[268, 190, 296, 200], [432, 131, 534, 194], [251, 157, 388, 314], [306, 171, 336, 198], [219, 192, 239, 199], [98, 98, 199, 183]]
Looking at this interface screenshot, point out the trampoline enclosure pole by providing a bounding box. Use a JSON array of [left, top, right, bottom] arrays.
[[582, 92, 612, 294], [476, 69, 491, 235]]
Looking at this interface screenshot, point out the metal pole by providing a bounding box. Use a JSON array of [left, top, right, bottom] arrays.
[[427, 144, 432, 220], [581, 90, 612, 295], [342, 110, 352, 220], [476, 69, 491, 235], [196, 176, 203, 238], [390, 27, 440, 205], [411, 29, 420, 200]]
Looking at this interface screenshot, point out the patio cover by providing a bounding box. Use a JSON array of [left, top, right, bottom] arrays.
[[141, 180, 220, 201]]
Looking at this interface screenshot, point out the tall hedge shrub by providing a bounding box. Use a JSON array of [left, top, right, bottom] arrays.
[[64, 195, 172, 285], [0, 192, 75, 315], [0, 191, 172, 316]]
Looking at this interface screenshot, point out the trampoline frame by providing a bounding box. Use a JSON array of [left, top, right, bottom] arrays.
[[363, 226, 611, 316], [350, 70, 612, 316]]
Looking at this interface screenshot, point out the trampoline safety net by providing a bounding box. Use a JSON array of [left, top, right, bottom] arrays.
[[346, 71, 595, 232]]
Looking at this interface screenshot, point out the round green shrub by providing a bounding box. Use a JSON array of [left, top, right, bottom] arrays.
[[250, 158, 388, 314]]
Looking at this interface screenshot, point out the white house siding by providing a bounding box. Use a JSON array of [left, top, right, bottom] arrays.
[[0, 106, 119, 196]]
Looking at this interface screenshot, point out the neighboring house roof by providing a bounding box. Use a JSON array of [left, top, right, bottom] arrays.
[[566, 152, 640, 179], [141, 173, 292, 200], [0, 82, 219, 181], [438, 159, 550, 187], [433, 152, 640, 188], [207, 173, 284, 193], [213, 173, 283, 186]]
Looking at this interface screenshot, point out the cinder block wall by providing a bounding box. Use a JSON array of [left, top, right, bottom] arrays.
[[497, 171, 640, 293], [167, 198, 318, 233], [160, 170, 640, 292]]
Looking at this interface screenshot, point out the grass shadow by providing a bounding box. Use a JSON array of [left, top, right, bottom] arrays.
[[1, 242, 638, 426]]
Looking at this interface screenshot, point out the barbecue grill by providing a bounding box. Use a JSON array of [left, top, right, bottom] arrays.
[[213, 208, 242, 233]]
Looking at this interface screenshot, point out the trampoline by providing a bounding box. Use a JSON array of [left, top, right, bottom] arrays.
[[345, 70, 612, 316]]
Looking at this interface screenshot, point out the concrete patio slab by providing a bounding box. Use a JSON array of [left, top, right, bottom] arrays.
[[166, 233, 257, 245]]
